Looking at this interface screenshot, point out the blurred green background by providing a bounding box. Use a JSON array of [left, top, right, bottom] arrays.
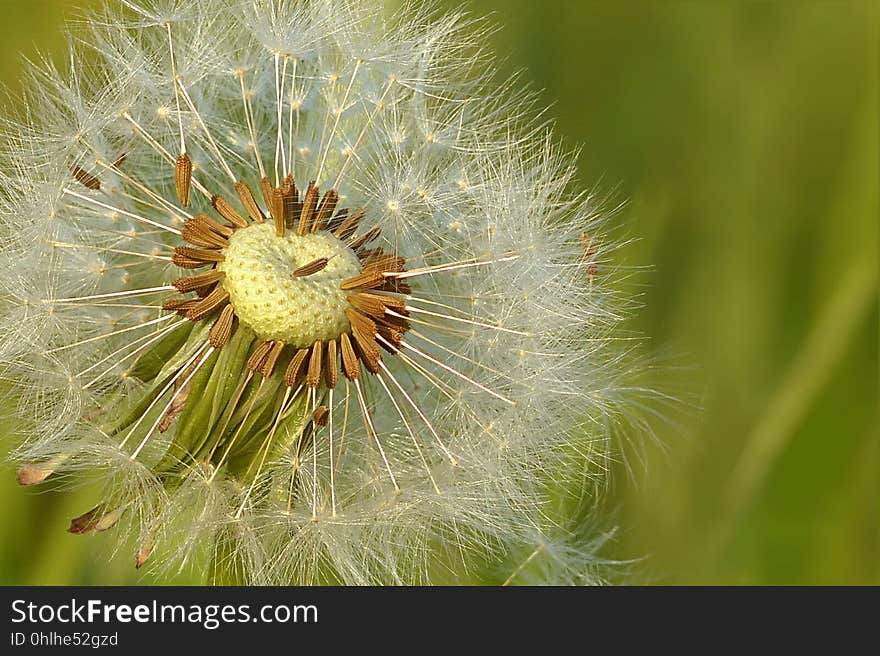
[[0, 0, 876, 585]]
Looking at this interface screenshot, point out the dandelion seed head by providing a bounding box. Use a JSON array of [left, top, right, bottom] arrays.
[[0, 0, 643, 585]]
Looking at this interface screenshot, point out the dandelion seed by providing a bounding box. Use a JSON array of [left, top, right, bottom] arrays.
[[0, 0, 640, 585]]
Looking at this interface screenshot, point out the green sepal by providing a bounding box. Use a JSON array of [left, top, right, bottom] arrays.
[[101, 321, 210, 438], [229, 388, 312, 510], [155, 326, 257, 475], [128, 318, 194, 381], [271, 390, 314, 462], [151, 346, 220, 474], [222, 370, 289, 478]]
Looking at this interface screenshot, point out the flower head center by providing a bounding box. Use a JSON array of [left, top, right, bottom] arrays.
[[217, 222, 362, 347]]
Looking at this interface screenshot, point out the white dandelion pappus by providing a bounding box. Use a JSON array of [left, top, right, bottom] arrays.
[[0, 0, 627, 585]]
